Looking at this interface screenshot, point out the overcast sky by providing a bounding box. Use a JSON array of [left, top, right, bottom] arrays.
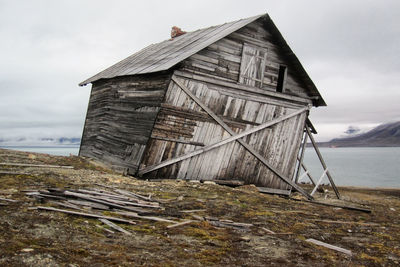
[[0, 0, 399, 142]]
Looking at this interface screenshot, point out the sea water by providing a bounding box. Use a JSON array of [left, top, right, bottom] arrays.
[[1, 146, 80, 156], [2, 146, 399, 188], [302, 147, 400, 188]]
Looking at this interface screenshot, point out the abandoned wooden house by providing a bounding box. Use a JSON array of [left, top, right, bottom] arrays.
[[79, 13, 333, 198]]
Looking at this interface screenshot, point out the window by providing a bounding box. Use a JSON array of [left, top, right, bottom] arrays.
[[239, 44, 267, 88], [276, 65, 287, 93]]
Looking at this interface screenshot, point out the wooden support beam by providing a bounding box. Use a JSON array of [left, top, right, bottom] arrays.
[[310, 168, 328, 196], [295, 130, 308, 184], [297, 159, 317, 186], [306, 118, 318, 134], [297, 171, 309, 182], [139, 107, 306, 176], [306, 127, 341, 199], [142, 76, 313, 200]]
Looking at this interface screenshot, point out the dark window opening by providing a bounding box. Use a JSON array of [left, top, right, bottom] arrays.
[[276, 65, 287, 93]]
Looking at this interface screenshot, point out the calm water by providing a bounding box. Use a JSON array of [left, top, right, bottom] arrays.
[[302, 147, 400, 188], [1, 146, 80, 156], [2, 146, 399, 188]]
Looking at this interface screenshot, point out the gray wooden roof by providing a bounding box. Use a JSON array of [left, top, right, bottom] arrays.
[[80, 13, 326, 106], [79, 14, 262, 86]]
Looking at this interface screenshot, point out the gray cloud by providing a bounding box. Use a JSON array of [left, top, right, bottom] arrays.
[[0, 0, 399, 142]]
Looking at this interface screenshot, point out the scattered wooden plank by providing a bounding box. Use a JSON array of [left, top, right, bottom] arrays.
[[34, 206, 136, 224], [292, 198, 372, 213], [0, 197, 18, 202], [49, 201, 85, 211], [261, 227, 276, 234], [96, 224, 115, 234], [67, 200, 110, 210], [212, 180, 244, 186], [99, 218, 132, 235], [113, 189, 155, 202], [208, 220, 253, 229], [63, 191, 152, 212], [167, 220, 194, 229], [114, 211, 178, 224], [257, 187, 291, 196], [306, 238, 352, 256], [190, 214, 205, 221], [180, 209, 206, 213], [310, 219, 379, 226], [0, 163, 74, 169]]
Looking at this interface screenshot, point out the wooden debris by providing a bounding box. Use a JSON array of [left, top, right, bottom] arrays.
[[208, 220, 253, 229], [113, 189, 155, 202], [261, 227, 276, 234], [310, 219, 379, 226], [307, 200, 371, 213], [34, 206, 136, 224], [190, 214, 205, 221], [96, 224, 115, 234], [0, 197, 18, 202], [0, 162, 74, 169], [180, 209, 206, 213], [167, 220, 194, 229], [257, 187, 291, 196], [115, 211, 178, 224], [63, 191, 154, 212], [49, 201, 85, 211], [212, 180, 244, 186], [306, 238, 352, 256], [67, 200, 110, 210], [99, 218, 132, 235]]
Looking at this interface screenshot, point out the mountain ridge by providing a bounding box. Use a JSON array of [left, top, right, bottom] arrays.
[[318, 121, 400, 147]]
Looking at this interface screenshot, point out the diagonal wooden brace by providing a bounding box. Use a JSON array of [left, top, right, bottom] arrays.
[[139, 76, 313, 199], [306, 126, 341, 199]]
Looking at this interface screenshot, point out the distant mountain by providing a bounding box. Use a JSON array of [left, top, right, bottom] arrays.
[[319, 121, 400, 147], [0, 137, 81, 147]]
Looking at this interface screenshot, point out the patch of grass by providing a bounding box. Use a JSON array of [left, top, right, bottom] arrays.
[[358, 252, 384, 264]]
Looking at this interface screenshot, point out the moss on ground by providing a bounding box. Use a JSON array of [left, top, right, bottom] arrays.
[[1, 148, 400, 266]]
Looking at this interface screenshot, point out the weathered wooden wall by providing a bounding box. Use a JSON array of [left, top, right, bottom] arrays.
[[181, 19, 312, 99], [139, 75, 307, 189], [80, 18, 315, 189], [79, 73, 171, 173], [138, 19, 313, 189]]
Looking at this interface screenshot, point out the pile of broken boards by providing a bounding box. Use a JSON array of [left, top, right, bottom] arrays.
[[25, 187, 252, 235]]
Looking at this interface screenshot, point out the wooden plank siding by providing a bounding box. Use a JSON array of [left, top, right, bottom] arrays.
[[181, 20, 310, 99], [139, 76, 307, 189], [136, 19, 311, 188], [79, 15, 318, 190], [79, 73, 171, 172]]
